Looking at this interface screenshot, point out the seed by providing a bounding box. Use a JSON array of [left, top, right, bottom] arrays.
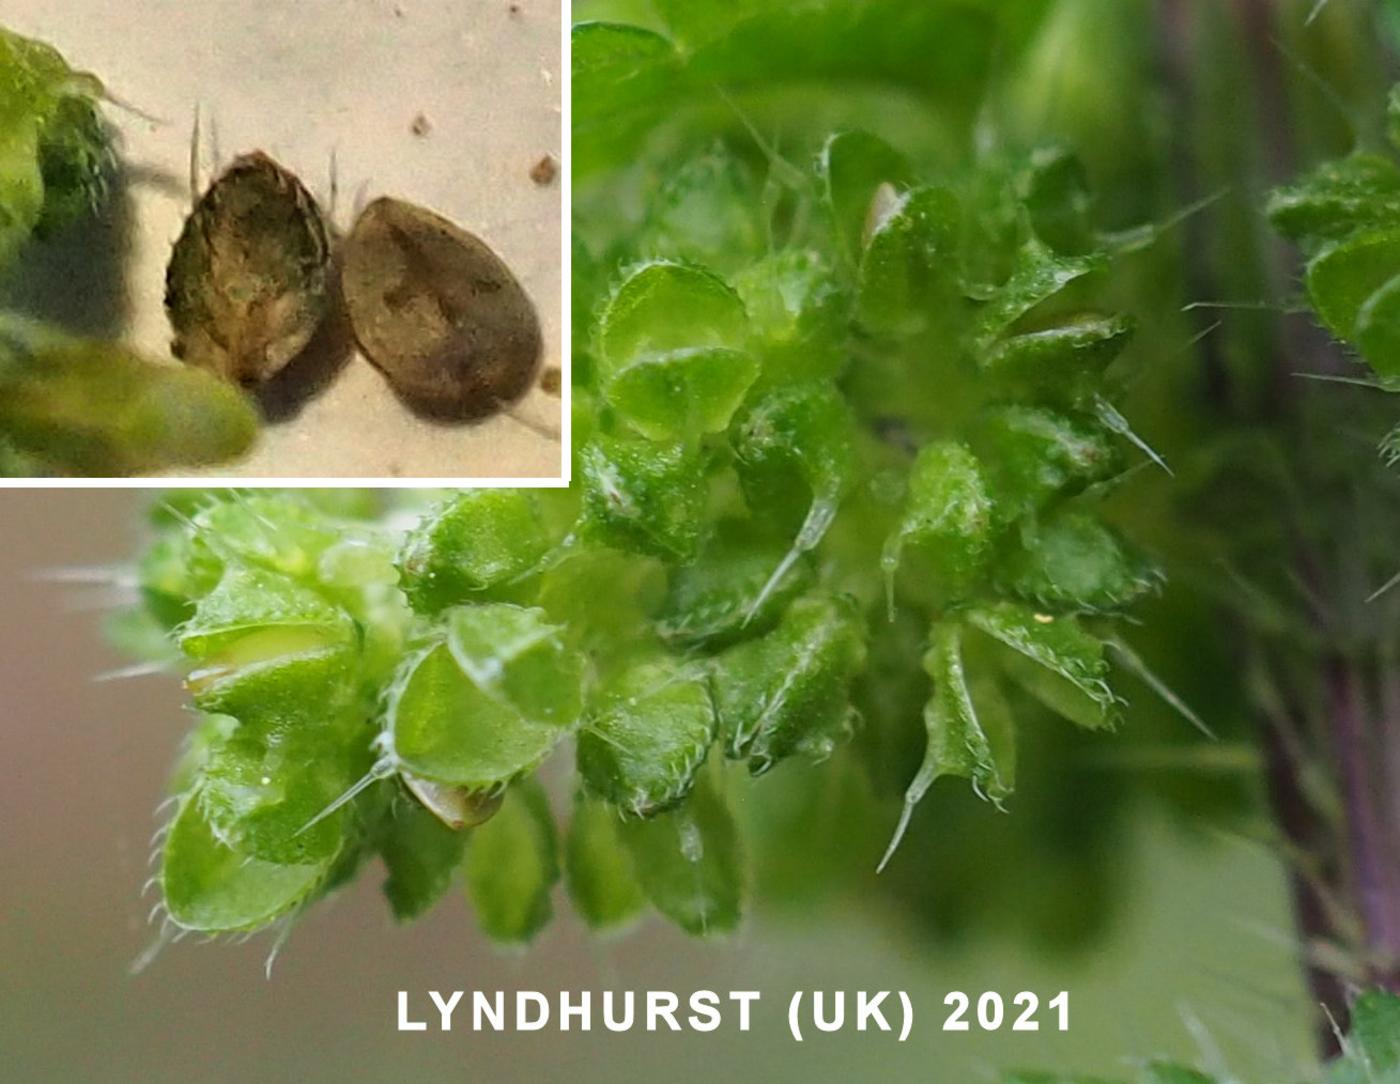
[[340, 196, 541, 419], [540, 366, 561, 395], [165, 152, 333, 388]]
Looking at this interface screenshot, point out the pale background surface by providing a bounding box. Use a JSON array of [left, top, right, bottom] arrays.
[[5, 0, 563, 479]]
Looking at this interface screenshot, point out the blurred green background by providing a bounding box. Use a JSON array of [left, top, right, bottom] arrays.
[[0, 492, 1314, 1081]]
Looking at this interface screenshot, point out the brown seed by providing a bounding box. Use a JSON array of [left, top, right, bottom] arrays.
[[340, 197, 541, 420], [539, 366, 561, 396], [165, 152, 333, 387], [410, 112, 432, 137], [529, 154, 558, 186]]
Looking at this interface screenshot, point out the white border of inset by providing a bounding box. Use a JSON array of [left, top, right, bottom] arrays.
[[3, 3, 571, 491]]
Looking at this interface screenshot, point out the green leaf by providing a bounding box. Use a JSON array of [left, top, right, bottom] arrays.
[[731, 384, 856, 615], [973, 241, 1104, 345], [1021, 146, 1096, 255], [378, 796, 468, 922], [396, 491, 554, 613], [178, 562, 353, 659], [162, 793, 330, 934], [882, 441, 994, 608], [444, 603, 584, 728], [571, 23, 682, 180], [656, 519, 815, 646], [1355, 271, 1400, 378], [818, 129, 916, 268], [1143, 1067, 1216, 1084], [1305, 228, 1400, 341], [880, 621, 1015, 870], [1350, 990, 1400, 1072], [856, 185, 964, 336], [1002, 1073, 1122, 1084], [998, 511, 1161, 613], [564, 791, 646, 933], [973, 404, 1119, 520], [465, 779, 559, 945], [196, 717, 365, 865], [620, 771, 743, 936], [967, 602, 1118, 729], [389, 631, 574, 792], [711, 593, 866, 775], [0, 117, 43, 268], [580, 434, 708, 561], [730, 248, 847, 384], [597, 260, 758, 439], [1267, 153, 1400, 246], [0, 28, 112, 259], [577, 657, 717, 817], [980, 314, 1134, 398]]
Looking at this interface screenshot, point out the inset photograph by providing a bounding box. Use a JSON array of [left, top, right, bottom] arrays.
[[0, 1, 563, 480]]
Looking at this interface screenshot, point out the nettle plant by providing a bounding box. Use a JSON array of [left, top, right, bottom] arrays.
[[116, 71, 1201, 956], [1270, 86, 1400, 449]]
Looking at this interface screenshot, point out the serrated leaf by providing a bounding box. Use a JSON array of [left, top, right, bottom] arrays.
[[880, 621, 1015, 869], [731, 383, 856, 615], [974, 241, 1104, 345], [396, 491, 553, 613], [564, 791, 646, 933], [882, 441, 994, 607], [656, 519, 815, 646], [465, 779, 558, 945], [999, 511, 1161, 613], [620, 771, 743, 936], [179, 562, 353, 659], [967, 602, 1117, 729], [973, 404, 1119, 519], [197, 716, 365, 865], [580, 434, 708, 561], [711, 593, 866, 775], [1268, 153, 1400, 246], [162, 793, 330, 934], [578, 658, 716, 817]]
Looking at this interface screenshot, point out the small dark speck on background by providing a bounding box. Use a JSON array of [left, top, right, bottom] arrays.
[[411, 113, 432, 137], [540, 367, 561, 396], [530, 154, 558, 186]]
